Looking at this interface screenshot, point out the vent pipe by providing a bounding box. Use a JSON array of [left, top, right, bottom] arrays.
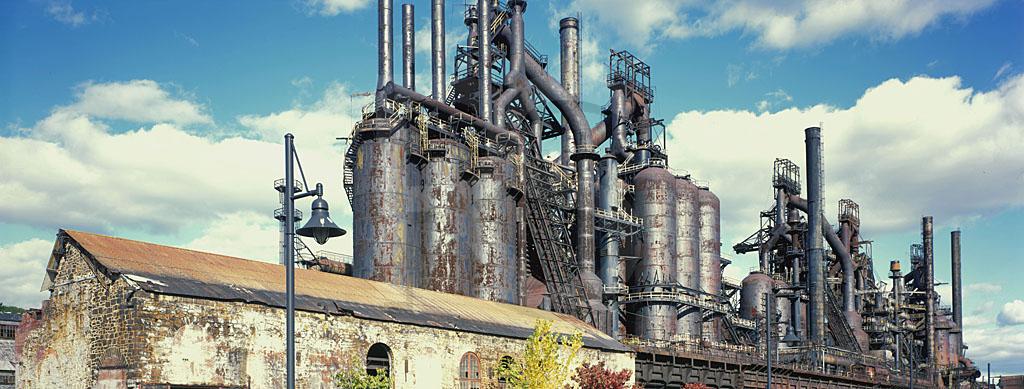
[[431, 0, 445, 99], [376, 0, 394, 102], [804, 126, 825, 345], [558, 17, 579, 164], [952, 229, 963, 330], [476, 0, 492, 122], [924, 216, 936, 364], [401, 4, 415, 90]]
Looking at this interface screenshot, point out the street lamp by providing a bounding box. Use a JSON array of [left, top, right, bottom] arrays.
[[283, 133, 347, 389]]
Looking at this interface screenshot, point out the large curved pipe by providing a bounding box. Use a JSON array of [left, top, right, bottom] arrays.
[[492, 2, 543, 148], [787, 195, 857, 313], [385, 82, 523, 151]]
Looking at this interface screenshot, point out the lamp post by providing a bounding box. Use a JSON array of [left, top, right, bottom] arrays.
[[283, 133, 347, 389]]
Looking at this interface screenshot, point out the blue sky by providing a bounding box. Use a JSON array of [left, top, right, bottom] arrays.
[[1, 0, 1022, 375]]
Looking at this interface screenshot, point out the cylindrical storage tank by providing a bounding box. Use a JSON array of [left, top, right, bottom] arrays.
[[740, 272, 774, 320], [674, 177, 702, 338], [631, 167, 678, 341], [421, 139, 471, 294], [698, 186, 722, 341], [353, 122, 420, 286], [469, 156, 519, 303]]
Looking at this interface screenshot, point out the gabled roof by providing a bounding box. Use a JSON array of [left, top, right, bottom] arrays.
[[58, 230, 627, 352]]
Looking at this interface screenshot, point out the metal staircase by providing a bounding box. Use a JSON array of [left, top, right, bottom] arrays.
[[342, 135, 363, 206], [825, 287, 863, 352], [522, 155, 594, 325]]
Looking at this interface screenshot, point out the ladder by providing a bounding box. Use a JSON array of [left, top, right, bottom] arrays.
[[522, 156, 594, 325], [342, 135, 364, 206]]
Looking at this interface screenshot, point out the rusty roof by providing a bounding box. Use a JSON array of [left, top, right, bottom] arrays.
[[60, 230, 627, 352]]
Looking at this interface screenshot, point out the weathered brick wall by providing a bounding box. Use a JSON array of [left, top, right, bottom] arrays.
[[133, 294, 634, 388]]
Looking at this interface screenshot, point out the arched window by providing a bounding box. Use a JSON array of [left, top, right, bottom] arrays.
[[366, 343, 391, 378], [458, 352, 481, 389]]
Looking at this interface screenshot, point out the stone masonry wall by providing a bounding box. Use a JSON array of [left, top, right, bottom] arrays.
[[133, 294, 634, 388]]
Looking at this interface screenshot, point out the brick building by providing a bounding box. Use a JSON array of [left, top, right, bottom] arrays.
[[16, 230, 633, 388]]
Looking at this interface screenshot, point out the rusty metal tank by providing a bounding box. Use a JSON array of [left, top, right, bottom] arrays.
[[674, 177, 702, 338], [740, 271, 774, 320], [631, 166, 678, 341], [421, 138, 472, 295], [353, 121, 422, 286], [469, 156, 519, 304], [698, 186, 722, 340]]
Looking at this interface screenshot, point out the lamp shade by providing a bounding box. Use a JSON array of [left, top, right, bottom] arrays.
[[297, 197, 346, 244]]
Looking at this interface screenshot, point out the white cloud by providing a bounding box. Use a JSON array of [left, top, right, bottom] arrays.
[[663, 74, 1024, 268], [0, 239, 54, 308], [756, 89, 793, 112], [64, 80, 211, 125], [997, 299, 1024, 326], [995, 61, 1013, 80], [45, 2, 95, 28], [306, 0, 372, 16], [566, 0, 997, 50], [967, 282, 1003, 294]]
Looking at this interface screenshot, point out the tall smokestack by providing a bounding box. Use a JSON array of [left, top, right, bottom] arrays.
[[476, 0, 492, 122], [804, 126, 825, 345], [401, 4, 415, 90], [377, 0, 394, 100], [430, 0, 445, 99], [923, 216, 936, 364], [558, 17, 579, 164], [952, 230, 962, 328]]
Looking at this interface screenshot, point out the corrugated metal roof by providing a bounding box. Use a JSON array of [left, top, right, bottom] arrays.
[[62, 230, 627, 352], [0, 312, 21, 322]]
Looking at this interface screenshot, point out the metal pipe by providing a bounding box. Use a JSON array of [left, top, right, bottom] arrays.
[[476, 0, 492, 122], [558, 17, 580, 165], [377, 0, 393, 102], [952, 230, 962, 330], [431, 0, 445, 100], [493, 0, 524, 128], [606, 88, 632, 160], [786, 195, 856, 313], [924, 216, 936, 365], [384, 82, 523, 149], [788, 206, 802, 342], [805, 126, 825, 345], [598, 156, 620, 337], [401, 3, 415, 90]]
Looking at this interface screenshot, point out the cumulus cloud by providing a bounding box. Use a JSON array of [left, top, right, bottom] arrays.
[[566, 0, 997, 50], [65, 80, 211, 125], [967, 282, 1003, 294], [306, 0, 372, 16], [997, 300, 1024, 326], [0, 239, 54, 308], [963, 324, 1024, 372], [661, 75, 1024, 272]]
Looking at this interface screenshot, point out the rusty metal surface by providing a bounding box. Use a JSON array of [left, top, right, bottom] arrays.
[[353, 125, 420, 287], [631, 167, 677, 341], [61, 229, 628, 353], [422, 138, 471, 295], [469, 156, 518, 304], [698, 187, 722, 341], [673, 177, 701, 337]]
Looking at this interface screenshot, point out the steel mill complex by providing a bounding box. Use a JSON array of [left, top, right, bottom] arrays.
[[14, 1, 982, 388]]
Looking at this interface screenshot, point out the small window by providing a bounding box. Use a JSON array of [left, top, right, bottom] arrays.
[[459, 352, 482, 389], [0, 370, 14, 385], [366, 343, 392, 378], [0, 324, 15, 340]]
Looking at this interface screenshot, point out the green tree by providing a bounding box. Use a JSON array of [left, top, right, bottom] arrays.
[[496, 320, 583, 389], [334, 355, 391, 389], [0, 303, 26, 314]]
